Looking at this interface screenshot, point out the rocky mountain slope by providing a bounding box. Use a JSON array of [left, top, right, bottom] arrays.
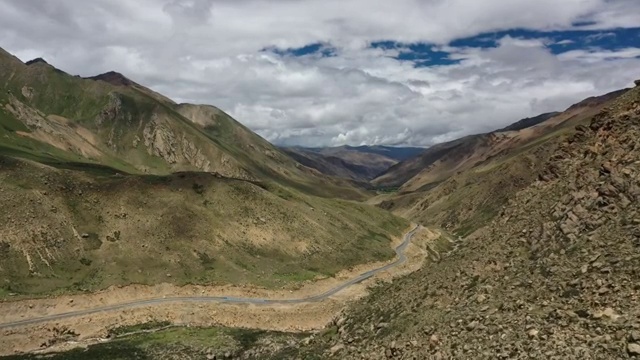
[[8, 86, 639, 360], [0, 47, 409, 298], [373, 91, 626, 191], [281, 146, 423, 182], [373, 88, 628, 236], [268, 82, 640, 359]]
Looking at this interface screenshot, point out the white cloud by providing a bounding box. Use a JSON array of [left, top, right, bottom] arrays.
[[0, 0, 639, 146]]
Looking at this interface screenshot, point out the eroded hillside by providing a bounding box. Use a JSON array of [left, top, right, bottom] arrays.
[[281, 83, 640, 359]]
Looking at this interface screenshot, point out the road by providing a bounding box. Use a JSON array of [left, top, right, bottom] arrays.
[[0, 225, 420, 330]]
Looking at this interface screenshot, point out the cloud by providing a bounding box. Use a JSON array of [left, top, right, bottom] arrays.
[[0, 0, 639, 147]]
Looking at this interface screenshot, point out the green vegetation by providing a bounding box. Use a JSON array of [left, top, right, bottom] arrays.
[[0, 156, 408, 299], [0, 47, 410, 299], [0, 326, 311, 360]]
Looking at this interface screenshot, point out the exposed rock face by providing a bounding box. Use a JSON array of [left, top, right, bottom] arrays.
[[142, 116, 213, 171], [5, 95, 46, 128], [143, 116, 179, 164], [277, 86, 640, 359], [181, 133, 212, 171], [95, 92, 123, 127], [21, 86, 34, 101]]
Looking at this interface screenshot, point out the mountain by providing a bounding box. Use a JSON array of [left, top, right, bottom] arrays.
[[372, 93, 626, 190], [0, 49, 368, 200], [285, 80, 640, 360], [371, 88, 628, 236], [281, 145, 424, 181], [44, 82, 640, 359], [0, 47, 409, 297], [496, 111, 559, 132], [331, 145, 425, 162]]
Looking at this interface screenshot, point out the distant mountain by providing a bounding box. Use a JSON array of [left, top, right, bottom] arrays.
[[335, 145, 425, 162], [280, 145, 424, 181], [373, 90, 627, 190]]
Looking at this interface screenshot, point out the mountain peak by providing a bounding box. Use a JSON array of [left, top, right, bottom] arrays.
[[87, 71, 135, 86], [25, 57, 49, 66]]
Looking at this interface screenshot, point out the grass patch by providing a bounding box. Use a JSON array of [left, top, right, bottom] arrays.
[[0, 325, 312, 360]]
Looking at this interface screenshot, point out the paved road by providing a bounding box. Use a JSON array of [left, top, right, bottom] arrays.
[[0, 226, 420, 330]]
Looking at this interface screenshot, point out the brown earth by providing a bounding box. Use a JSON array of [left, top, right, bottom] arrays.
[[269, 82, 640, 359], [0, 227, 442, 355]]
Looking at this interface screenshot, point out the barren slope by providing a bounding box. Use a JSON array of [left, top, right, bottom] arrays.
[[264, 82, 640, 359], [374, 89, 628, 236], [373, 90, 626, 191]]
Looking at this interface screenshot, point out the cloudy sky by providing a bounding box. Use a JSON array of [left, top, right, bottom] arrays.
[[1, 0, 639, 147]]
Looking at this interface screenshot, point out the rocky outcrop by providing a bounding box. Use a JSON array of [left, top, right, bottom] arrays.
[[95, 92, 124, 127], [143, 116, 179, 164]]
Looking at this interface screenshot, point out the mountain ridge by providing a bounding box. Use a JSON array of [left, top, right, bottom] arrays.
[[373, 88, 630, 190], [0, 46, 409, 300]]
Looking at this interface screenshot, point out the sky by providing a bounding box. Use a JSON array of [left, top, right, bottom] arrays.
[[1, 0, 639, 147]]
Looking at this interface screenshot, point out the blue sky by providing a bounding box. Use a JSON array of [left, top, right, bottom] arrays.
[[274, 27, 640, 68]]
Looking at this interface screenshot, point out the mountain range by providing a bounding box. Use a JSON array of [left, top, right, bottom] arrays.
[[0, 47, 408, 297], [1, 43, 639, 359]]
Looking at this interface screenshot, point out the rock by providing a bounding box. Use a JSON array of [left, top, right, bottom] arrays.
[[330, 343, 345, 355], [628, 343, 640, 356], [631, 331, 640, 342], [635, 79, 640, 87], [602, 307, 620, 321], [81, 233, 89, 238], [429, 334, 440, 347], [21, 86, 35, 101], [528, 329, 539, 338], [477, 294, 487, 303], [597, 287, 609, 295], [466, 320, 479, 331]]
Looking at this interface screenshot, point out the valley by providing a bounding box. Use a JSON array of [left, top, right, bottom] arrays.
[[1, 44, 639, 360]]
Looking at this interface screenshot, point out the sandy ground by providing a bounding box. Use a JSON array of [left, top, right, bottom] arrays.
[[0, 226, 440, 355]]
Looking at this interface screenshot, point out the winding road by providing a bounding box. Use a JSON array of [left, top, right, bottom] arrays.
[[0, 225, 420, 330]]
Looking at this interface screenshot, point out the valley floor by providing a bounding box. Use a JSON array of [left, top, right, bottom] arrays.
[[0, 226, 444, 356]]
